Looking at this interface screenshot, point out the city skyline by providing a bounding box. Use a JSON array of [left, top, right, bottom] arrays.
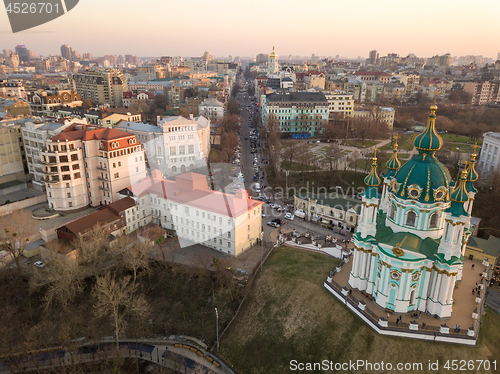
[[1, 0, 500, 59]]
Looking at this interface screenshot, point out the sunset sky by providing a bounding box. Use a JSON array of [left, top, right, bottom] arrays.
[[1, 0, 499, 59]]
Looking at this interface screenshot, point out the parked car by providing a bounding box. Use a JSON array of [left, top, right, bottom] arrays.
[[284, 213, 294, 220], [267, 221, 279, 228]]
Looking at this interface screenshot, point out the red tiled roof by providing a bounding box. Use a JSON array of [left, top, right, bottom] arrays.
[[50, 128, 137, 152], [104, 196, 136, 214], [125, 173, 263, 218], [59, 208, 120, 236]]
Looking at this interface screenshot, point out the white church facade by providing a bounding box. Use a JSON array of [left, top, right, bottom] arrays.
[[348, 104, 479, 319]]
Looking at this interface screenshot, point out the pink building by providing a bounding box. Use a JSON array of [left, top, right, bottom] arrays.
[[42, 126, 147, 211]]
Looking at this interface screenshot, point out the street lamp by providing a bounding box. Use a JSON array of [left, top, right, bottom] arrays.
[[215, 308, 219, 351], [285, 170, 289, 201]]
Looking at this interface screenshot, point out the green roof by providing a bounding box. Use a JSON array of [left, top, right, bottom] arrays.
[[414, 105, 443, 152], [394, 152, 452, 204], [354, 214, 440, 260], [295, 192, 361, 214]]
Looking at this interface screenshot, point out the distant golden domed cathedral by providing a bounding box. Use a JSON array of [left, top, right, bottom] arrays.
[[348, 104, 479, 318]]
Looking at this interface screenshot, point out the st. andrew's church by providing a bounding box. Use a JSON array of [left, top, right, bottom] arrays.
[[348, 104, 479, 318]]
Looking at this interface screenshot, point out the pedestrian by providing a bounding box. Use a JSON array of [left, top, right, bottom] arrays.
[[472, 264, 475, 270], [419, 311, 421, 318], [349, 289, 352, 295], [458, 325, 460, 332], [387, 313, 390, 320], [454, 325, 458, 332], [396, 319, 399, 325], [472, 288, 475, 295]]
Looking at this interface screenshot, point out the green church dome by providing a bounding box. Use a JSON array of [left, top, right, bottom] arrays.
[[392, 152, 452, 203], [414, 104, 443, 152]]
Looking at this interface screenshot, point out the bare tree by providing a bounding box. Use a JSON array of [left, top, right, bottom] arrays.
[[119, 241, 152, 283], [0, 209, 38, 279], [92, 272, 149, 352]]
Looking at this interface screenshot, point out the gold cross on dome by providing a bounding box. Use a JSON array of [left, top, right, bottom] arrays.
[[373, 147, 379, 158], [472, 142, 480, 155]]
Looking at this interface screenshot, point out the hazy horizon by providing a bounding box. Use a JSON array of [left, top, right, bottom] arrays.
[[1, 0, 499, 60]]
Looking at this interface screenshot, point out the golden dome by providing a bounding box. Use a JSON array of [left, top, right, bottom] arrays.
[[270, 46, 277, 58]]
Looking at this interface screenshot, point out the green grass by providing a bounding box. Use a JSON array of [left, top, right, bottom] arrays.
[[379, 133, 417, 151], [342, 139, 380, 148], [219, 247, 500, 374], [281, 161, 316, 171]]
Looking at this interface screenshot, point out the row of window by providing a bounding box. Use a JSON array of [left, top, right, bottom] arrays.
[[389, 203, 439, 229]]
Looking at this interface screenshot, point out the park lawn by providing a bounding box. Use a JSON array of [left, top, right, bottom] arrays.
[[281, 161, 316, 171], [219, 247, 500, 374], [440, 134, 483, 145], [380, 133, 417, 151], [442, 142, 477, 154], [342, 139, 381, 148], [349, 158, 372, 171]]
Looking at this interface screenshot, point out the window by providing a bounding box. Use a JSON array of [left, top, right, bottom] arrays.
[[188, 145, 194, 154], [118, 161, 121, 167], [170, 146, 176, 155], [59, 155, 68, 163], [228, 232, 231, 238], [389, 203, 396, 219], [72, 164, 79, 170], [68, 202, 73, 207], [248, 224, 250, 231], [114, 173, 119, 178], [67, 192, 71, 198], [113, 163, 116, 168], [429, 212, 439, 228], [71, 154, 78, 161], [74, 172, 81, 179], [61, 165, 70, 172], [406, 211, 416, 227]]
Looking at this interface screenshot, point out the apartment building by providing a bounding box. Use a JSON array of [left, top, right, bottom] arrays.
[[464, 81, 500, 105], [27, 89, 82, 117], [323, 92, 354, 120], [399, 73, 420, 99], [353, 71, 392, 84], [73, 68, 128, 107], [119, 171, 263, 256], [262, 90, 329, 138], [41, 127, 146, 211], [21, 118, 87, 189], [351, 106, 395, 129], [478, 132, 500, 172], [115, 115, 210, 176], [0, 80, 26, 98], [0, 124, 25, 184]]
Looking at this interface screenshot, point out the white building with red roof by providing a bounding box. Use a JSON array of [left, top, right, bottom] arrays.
[[41, 126, 146, 211], [119, 170, 263, 256]]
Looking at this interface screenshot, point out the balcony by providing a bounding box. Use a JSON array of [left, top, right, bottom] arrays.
[[41, 168, 59, 175], [99, 185, 110, 191], [41, 176, 59, 183], [39, 158, 57, 165], [97, 165, 108, 171], [97, 176, 109, 181]]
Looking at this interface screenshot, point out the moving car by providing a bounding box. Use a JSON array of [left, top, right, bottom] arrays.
[[284, 213, 294, 220]]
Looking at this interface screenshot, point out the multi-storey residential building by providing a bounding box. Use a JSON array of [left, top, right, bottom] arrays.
[[73, 69, 128, 107], [399, 73, 420, 99], [0, 80, 26, 98], [115, 115, 210, 176], [21, 118, 87, 189], [262, 90, 329, 138], [381, 83, 406, 103], [323, 92, 354, 120], [351, 106, 395, 129], [478, 132, 500, 172], [353, 71, 392, 83], [60, 44, 72, 62], [198, 99, 224, 120], [27, 89, 82, 117], [464, 81, 500, 105], [0, 124, 25, 184], [368, 50, 379, 65], [41, 127, 146, 211], [119, 171, 263, 256]]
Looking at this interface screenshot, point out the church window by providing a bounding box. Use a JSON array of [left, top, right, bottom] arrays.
[[390, 270, 401, 280], [429, 212, 439, 228], [412, 272, 420, 282], [389, 203, 396, 219], [406, 211, 416, 227]]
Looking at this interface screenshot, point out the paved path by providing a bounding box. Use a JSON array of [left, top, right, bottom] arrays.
[[0, 337, 234, 374]]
